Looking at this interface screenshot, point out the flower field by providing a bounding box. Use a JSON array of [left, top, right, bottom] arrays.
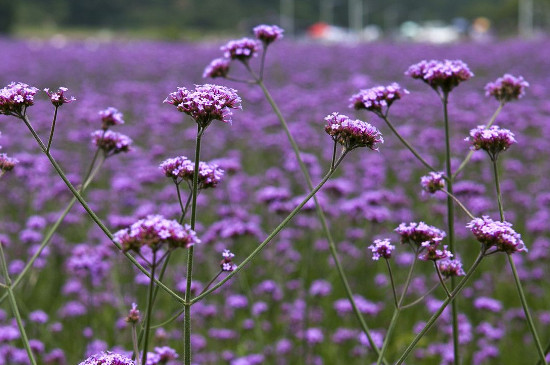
[[1, 33, 550, 364]]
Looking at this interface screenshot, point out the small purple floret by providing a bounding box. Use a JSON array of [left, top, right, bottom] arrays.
[[44, 87, 75, 107], [0, 82, 39, 117], [395, 222, 446, 247], [467, 216, 527, 254], [160, 155, 224, 189], [203, 58, 231, 79], [466, 125, 516, 160], [438, 259, 466, 277], [91, 130, 133, 155], [420, 171, 446, 193], [324, 112, 383, 151], [405, 59, 473, 93], [79, 351, 135, 365], [99, 107, 125, 130], [221, 38, 260, 61], [485, 74, 529, 102], [253, 24, 284, 45], [368, 238, 395, 260], [349, 83, 408, 115]]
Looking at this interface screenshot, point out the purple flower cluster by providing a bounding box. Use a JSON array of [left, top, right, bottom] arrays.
[[368, 238, 395, 260], [91, 130, 133, 155], [418, 242, 452, 261], [395, 222, 446, 247], [420, 172, 446, 193], [324, 112, 383, 151], [485, 74, 529, 103], [349, 83, 408, 115], [113, 214, 200, 253], [437, 259, 466, 278], [125, 303, 140, 323], [467, 216, 527, 254], [99, 107, 125, 130], [79, 352, 135, 365], [220, 249, 237, 272], [253, 24, 284, 45], [0, 153, 18, 172], [405, 60, 473, 93], [466, 125, 516, 160], [221, 38, 260, 61], [160, 155, 224, 189], [203, 58, 231, 79], [146, 346, 178, 364], [0, 82, 39, 117], [164, 84, 242, 128], [44, 87, 76, 107]]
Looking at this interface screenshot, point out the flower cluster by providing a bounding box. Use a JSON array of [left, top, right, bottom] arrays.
[[437, 258, 466, 278], [418, 242, 452, 261], [0, 82, 39, 117], [160, 156, 224, 189], [203, 58, 231, 79], [349, 83, 408, 115], [99, 107, 125, 130], [114, 214, 200, 253], [368, 239, 395, 260], [146, 346, 179, 364], [324, 112, 383, 151], [125, 303, 140, 324], [221, 37, 261, 61], [79, 352, 135, 365], [405, 59, 473, 94], [485, 74, 529, 103], [91, 130, 133, 155], [0, 153, 18, 172], [220, 249, 237, 272], [467, 216, 527, 254], [466, 125, 516, 160], [253, 24, 284, 45], [164, 84, 242, 128], [395, 222, 446, 247], [44, 87, 76, 107], [420, 171, 446, 193]]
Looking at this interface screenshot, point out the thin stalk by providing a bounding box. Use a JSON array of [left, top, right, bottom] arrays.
[[434, 261, 451, 297], [131, 323, 141, 365], [199, 271, 222, 296], [385, 259, 398, 309], [259, 45, 268, 81], [492, 159, 546, 363], [0, 243, 37, 365], [441, 189, 475, 220], [141, 253, 157, 365], [441, 93, 459, 365], [453, 102, 504, 179], [152, 307, 185, 329], [538, 342, 550, 365], [184, 126, 203, 365], [401, 281, 444, 309], [46, 106, 59, 153], [381, 115, 439, 174], [396, 250, 485, 364], [21, 115, 186, 305], [191, 153, 347, 304]]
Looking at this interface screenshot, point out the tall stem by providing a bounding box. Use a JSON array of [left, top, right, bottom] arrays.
[[141, 253, 157, 365], [184, 126, 203, 365], [492, 159, 505, 221], [46, 106, 59, 153], [0, 243, 38, 365]]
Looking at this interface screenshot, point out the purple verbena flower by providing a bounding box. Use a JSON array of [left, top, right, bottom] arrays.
[[99, 107, 125, 130], [467, 216, 527, 253], [44, 87, 75, 107], [160, 155, 224, 189], [164, 84, 242, 128], [29, 310, 49, 324], [0, 82, 39, 117], [253, 24, 284, 45], [91, 130, 132, 155], [485, 74, 529, 103], [368, 238, 395, 260], [420, 171, 446, 193], [153, 346, 178, 362], [405, 60, 473, 94], [125, 303, 140, 323], [203, 58, 231, 79], [114, 214, 200, 253], [437, 258, 465, 278], [0, 153, 18, 172], [395, 222, 446, 247], [418, 242, 452, 261], [221, 38, 260, 60], [324, 112, 383, 151], [220, 249, 237, 272], [466, 125, 516, 160], [349, 83, 408, 115], [79, 351, 135, 365]]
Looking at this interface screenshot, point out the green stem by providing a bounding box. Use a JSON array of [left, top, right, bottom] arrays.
[[385, 259, 398, 309], [46, 106, 59, 153], [131, 323, 141, 365], [184, 126, 203, 365], [0, 243, 38, 365], [401, 281, 444, 309], [141, 253, 157, 365], [20, 115, 186, 305], [492, 159, 505, 221], [434, 261, 451, 297], [441, 189, 475, 220], [396, 250, 485, 364]]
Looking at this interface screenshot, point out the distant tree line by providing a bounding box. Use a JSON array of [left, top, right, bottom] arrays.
[[2, 0, 549, 37]]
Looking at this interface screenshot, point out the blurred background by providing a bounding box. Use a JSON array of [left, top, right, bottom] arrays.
[[0, 0, 546, 42]]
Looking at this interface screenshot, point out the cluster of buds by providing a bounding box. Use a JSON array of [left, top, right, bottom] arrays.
[[349, 83, 408, 116], [406, 59, 473, 94], [466, 125, 516, 161], [437, 258, 466, 278], [0, 82, 39, 117], [467, 216, 527, 254], [0, 153, 18, 173], [125, 303, 140, 324], [368, 238, 395, 260], [485, 74, 529, 103], [99, 106, 125, 130], [79, 352, 135, 365], [253, 24, 284, 46], [160, 156, 224, 189], [44, 87, 76, 107], [395, 222, 446, 247], [91, 130, 132, 156], [420, 172, 446, 194], [324, 112, 383, 151], [220, 249, 237, 272]]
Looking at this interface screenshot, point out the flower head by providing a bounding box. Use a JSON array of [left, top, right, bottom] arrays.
[[99, 107, 125, 130], [203, 58, 231, 79], [160, 156, 224, 189], [221, 38, 260, 60], [125, 303, 140, 324], [485, 74, 529, 103], [114, 214, 200, 253], [467, 216, 527, 254], [368, 239, 395, 260], [405, 60, 473, 94], [418, 242, 452, 261], [0, 82, 39, 117], [164, 84, 242, 128], [79, 352, 135, 365], [420, 171, 446, 193], [437, 258, 465, 278], [0, 153, 18, 172], [44, 87, 75, 107], [466, 125, 516, 160], [91, 130, 132, 155], [395, 222, 446, 247], [253, 24, 284, 45], [349, 83, 408, 115], [324, 112, 383, 151], [220, 249, 237, 272]]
